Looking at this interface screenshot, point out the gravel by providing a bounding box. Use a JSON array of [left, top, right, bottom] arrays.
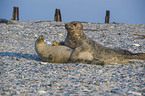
[[0, 21, 145, 96]]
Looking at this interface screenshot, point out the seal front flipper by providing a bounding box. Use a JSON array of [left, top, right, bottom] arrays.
[[52, 41, 65, 46], [41, 54, 54, 62], [70, 42, 90, 62], [59, 41, 65, 45]]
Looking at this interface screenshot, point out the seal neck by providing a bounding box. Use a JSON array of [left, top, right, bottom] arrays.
[[67, 30, 85, 40]]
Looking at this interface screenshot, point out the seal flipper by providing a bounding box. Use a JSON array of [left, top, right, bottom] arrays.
[[41, 54, 54, 62], [52, 41, 65, 46], [128, 53, 145, 60], [70, 42, 90, 62], [59, 41, 65, 45]]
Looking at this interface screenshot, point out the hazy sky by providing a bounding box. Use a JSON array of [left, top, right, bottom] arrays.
[[0, 0, 145, 24]]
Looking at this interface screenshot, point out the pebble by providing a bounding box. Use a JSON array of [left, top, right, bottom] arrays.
[[45, 41, 52, 45], [127, 91, 142, 95], [34, 34, 38, 38], [133, 43, 141, 47], [38, 90, 47, 94], [41, 62, 48, 65]]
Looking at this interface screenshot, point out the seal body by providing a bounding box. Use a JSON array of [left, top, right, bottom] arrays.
[[64, 21, 145, 63], [35, 35, 104, 65]]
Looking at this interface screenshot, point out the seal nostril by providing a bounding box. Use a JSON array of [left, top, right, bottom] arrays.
[[73, 23, 77, 26]]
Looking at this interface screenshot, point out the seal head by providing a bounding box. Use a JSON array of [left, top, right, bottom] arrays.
[[65, 21, 84, 40]]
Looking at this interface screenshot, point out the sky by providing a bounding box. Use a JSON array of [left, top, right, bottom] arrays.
[[0, 0, 145, 24]]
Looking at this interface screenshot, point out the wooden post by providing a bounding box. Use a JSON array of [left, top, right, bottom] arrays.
[[54, 9, 58, 21], [11, 7, 16, 20], [105, 10, 110, 23], [16, 7, 19, 20], [54, 8, 62, 22], [11, 7, 19, 21], [58, 9, 62, 22]]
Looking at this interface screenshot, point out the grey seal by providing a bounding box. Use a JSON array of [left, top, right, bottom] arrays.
[[63, 21, 145, 63]]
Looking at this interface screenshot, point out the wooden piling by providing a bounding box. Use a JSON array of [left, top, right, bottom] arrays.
[[105, 10, 110, 23], [11, 7, 19, 20], [54, 9, 58, 21], [16, 7, 19, 20], [11, 7, 16, 20], [58, 9, 62, 22], [54, 9, 62, 22]]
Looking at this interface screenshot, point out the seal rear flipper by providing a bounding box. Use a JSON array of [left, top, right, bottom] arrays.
[[128, 53, 145, 60]]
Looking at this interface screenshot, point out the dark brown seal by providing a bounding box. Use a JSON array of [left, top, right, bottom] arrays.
[[63, 21, 145, 63]]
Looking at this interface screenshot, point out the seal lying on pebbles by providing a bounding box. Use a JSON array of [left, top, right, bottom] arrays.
[[63, 21, 145, 63], [35, 35, 104, 65]]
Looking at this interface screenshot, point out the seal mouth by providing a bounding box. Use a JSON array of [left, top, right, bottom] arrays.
[[65, 24, 74, 30]]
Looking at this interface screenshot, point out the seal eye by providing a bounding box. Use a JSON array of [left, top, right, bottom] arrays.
[[39, 36, 44, 41], [73, 23, 77, 26]]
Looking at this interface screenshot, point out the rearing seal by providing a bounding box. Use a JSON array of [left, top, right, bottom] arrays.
[[63, 21, 145, 63]]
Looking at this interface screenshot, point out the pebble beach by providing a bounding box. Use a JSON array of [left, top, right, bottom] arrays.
[[0, 21, 145, 95]]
